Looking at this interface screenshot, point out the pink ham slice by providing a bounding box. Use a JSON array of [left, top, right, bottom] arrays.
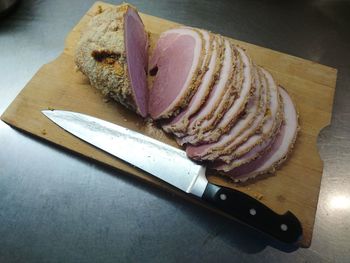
[[148, 28, 205, 119], [191, 51, 260, 144], [175, 38, 233, 143], [215, 107, 283, 171], [217, 67, 282, 163], [182, 46, 254, 145], [186, 64, 264, 160], [162, 32, 220, 134], [178, 40, 246, 145], [217, 87, 298, 182], [222, 136, 276, 170], [213, 123, 280, 172]]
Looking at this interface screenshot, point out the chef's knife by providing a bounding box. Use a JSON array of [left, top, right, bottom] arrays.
[[42, 110, 302, 244]]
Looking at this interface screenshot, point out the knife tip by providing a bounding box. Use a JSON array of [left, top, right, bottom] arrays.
[[41, 108, 57, 118]]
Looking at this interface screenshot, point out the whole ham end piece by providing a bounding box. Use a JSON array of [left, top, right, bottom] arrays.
[[74, 4, 149, 117]]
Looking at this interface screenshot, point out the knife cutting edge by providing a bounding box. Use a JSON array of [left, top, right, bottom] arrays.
[[42, 110, 302, 244]]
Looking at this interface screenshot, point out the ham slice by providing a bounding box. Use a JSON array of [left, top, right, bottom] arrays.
[[218, 86, 298, 182], [178, 41, 245, 145], [148, 27, 206, 119], [174, 38, 234, 143], [215, 109, 284, 171], [186, 64, 264, 160], [162, 32, 222, 134], [189, 51, 256, 146], [75, 3, 149, 116], [213, 124, 279, 172], [216, 67, 283, 163]]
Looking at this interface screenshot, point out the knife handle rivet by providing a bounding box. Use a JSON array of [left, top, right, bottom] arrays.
[[280, 224, 288, 231], [249, 208, 257, 216], [219, 194, 227, 201]]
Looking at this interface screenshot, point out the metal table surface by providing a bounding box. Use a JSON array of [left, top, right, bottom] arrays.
[[0, 0, 349, 262]]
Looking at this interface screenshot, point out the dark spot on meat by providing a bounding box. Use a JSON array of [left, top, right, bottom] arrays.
[[92, 50, 121, 63], [149, 66, 158, 76], [239, 110, 247, 119]]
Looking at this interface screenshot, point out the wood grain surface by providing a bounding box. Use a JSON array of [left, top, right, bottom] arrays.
[[1, 2, 337, 247]]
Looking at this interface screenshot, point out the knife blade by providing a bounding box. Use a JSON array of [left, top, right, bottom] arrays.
[[42, 110, 302, 244]]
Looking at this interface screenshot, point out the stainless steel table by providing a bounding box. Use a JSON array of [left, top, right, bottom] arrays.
[[1, 1, 349, 262]]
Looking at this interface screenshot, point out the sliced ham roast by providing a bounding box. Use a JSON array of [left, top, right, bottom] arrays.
[[148, 27, 298, 182], [193, 58, 256, 147], [186, 64, 264, 160], [75, 3, 149, 117], [148, 27, 206, 119], [76, 9, 300, 184], [181, 46, 254, 146], [216, 67, 283, 163], [175, 38, 234, 138], [215, 135, 276, 172], [217, 86, 299, 182], [197, 47, 255, 143], [162, 33, 223, 134], [177, 40, 241, 145], [220, 85, 283, 170]]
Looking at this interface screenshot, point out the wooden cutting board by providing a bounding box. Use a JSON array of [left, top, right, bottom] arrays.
[[1, 1, 337, 247]]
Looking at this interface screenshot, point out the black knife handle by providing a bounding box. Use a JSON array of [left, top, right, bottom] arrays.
[[202, 183, 302, 244]]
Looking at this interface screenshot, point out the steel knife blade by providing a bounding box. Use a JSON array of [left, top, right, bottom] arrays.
[[42, 110, 302, 244]]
